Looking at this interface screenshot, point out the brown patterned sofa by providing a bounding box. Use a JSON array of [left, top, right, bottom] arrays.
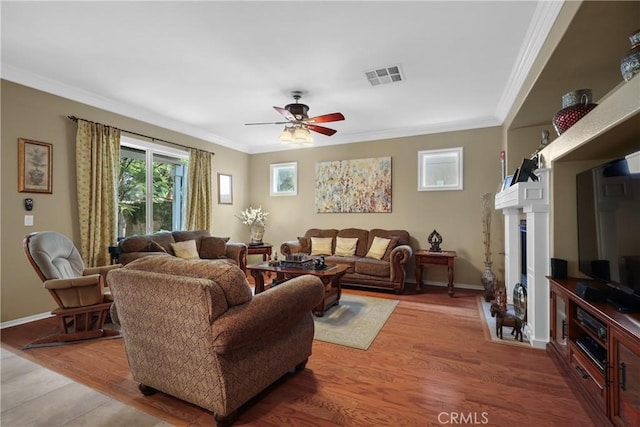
[[280, 228, 413, 294], [106, 255, 324, 427], [117, 230, 247, 271]]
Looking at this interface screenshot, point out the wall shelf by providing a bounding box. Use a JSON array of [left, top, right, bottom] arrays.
[[539, 77, 640, 166]]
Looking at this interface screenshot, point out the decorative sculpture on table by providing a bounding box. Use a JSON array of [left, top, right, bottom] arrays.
[[236, 205, 269, 245], [427, 229, 443, 252]]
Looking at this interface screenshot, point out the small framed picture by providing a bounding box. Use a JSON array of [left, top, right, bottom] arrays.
[[217, 173, 233, 204], [501, 175, 514, 191], [270, 162, 297, 196], [18, 138, 53, 194]]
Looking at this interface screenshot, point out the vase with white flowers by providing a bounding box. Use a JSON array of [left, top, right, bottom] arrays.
[[237, 206, 269, 245]]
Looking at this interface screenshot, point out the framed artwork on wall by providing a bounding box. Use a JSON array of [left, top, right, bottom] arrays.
[[315, 156, 392, 213], [270, 162, 297, 196], [217, 173, 233, 204], [417, 147, 463, 191], [18, 138, 53, 194]]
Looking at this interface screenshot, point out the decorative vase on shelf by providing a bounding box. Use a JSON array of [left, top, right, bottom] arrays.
[[552, 89, 597, 136], [249, 220, 265, 245], [481, 261, 497, 302], [621, 29, 640, 82]]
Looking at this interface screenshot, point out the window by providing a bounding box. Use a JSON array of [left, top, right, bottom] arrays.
[[418, 147, 463, 191], [117, 136, 188, 238]]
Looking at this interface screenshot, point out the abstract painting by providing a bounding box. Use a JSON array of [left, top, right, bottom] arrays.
[[315, 156, 391, 213]]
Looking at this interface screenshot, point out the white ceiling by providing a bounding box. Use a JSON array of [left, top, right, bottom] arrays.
[[1, 1, 562, 154]]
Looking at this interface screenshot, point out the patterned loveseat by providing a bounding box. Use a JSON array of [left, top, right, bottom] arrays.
[[117, 230, 247, 271], [280, 228, 413, 294], [107, 255, 324, 426]]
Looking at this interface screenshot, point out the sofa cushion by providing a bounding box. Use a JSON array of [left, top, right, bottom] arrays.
[[124, 255, 252, 309], [324, 256, 357, 273], [369, 229, 410, 246], [151, 232, 178, 254], [334, 237, 358, 256], [173, 230, 211, 252], [304, 229, 338, 253], [297, 236, 311, 254], [172, 240, 200, 260], [147, 240, 167, 253], [355, 257, 390, 277], [336, 228, 370, 257], [382, 237, 400, 261], [119, 232, 176, 254], [310, 237, 333, 256], [366, 236, 391, 260], [200, 236, 230, 259]]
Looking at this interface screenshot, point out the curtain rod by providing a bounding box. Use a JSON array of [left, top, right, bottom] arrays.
[[67, 115, 215, 155]]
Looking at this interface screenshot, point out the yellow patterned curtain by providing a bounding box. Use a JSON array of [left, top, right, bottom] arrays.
[[75, 120, 120, 266], [186, 148, 212, 231]]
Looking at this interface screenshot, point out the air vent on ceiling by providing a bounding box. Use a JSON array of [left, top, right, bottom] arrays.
[[365, 65, 403, 86]]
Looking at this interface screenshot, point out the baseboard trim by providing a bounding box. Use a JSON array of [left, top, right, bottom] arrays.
[[1, 312, 53, 329], [415, 280, 482, 291]]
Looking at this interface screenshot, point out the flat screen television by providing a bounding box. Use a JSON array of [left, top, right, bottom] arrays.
[[576, 150, 640, 311]]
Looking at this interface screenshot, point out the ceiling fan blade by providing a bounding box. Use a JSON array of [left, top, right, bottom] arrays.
[[307, 124, 337, 136], [306, 112, 345, 124], [244, 121, 290, 125], [273, 106, 296, 121]]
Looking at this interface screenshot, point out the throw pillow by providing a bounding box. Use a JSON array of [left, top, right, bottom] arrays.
[[310, 237, 333, 256], [199, 236, 230, 259], [146, 240, 167, 253], [297, 236, 311, 254], [334, 237, 358, 256], [365, 236, 391, 260], [382, 237, 400, 261], [171, 240, 200, 260]]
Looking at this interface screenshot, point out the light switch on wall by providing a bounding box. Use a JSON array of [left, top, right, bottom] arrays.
[[24, 215, 34, 226]]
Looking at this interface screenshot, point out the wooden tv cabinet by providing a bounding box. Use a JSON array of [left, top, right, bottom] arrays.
[[548, 277, 640, 426]]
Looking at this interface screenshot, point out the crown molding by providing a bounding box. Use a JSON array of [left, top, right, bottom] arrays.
[[1, 65, 242, 152], [494, 0, 564, 121]]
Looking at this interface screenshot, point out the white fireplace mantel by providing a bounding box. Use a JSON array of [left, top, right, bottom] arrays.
[[495, 168, 550, 349]]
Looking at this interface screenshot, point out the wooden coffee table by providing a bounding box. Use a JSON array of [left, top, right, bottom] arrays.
[[248, 263, 348, 316]]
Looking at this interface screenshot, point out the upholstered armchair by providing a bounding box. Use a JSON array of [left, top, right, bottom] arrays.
[[106, 255, 325, 426], [23, 231, 121, 345]]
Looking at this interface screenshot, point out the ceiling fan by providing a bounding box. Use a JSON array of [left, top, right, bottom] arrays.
[[245, 91, 345, 137]]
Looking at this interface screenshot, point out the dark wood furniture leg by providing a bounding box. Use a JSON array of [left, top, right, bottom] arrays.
[[313, 273, 344, 317], [416, 264, 424, 292], [447, 258, 455, 297], [251, 269, 265, 293]]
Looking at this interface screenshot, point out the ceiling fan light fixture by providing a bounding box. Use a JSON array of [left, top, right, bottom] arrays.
[[279, 127, 294, 144], [293, 126, 313, 145]]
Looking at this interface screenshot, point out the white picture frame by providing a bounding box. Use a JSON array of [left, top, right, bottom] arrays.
[[270, 162, 297, 196], [417, 147, 463, 191]]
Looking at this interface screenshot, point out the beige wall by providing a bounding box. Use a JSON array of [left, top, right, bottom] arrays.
[[1, 80, 250, 322], [1, 80, 504, 322], [248, 127, 504, 288]]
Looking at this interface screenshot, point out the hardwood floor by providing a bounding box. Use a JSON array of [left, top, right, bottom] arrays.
[[1, 284, 596, 426]]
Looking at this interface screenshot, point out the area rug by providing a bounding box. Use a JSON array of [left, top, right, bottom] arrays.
[[477, 297, 530, 347], [313, 294, 398, 350]]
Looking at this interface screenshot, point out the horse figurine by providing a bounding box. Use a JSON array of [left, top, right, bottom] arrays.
[[490, 303, 524, 342]]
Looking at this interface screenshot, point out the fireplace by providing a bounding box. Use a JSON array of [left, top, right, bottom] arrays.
[[520, 220, 527, 286], [515, 220, 528, 322], [495, 168, 550, 348]]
